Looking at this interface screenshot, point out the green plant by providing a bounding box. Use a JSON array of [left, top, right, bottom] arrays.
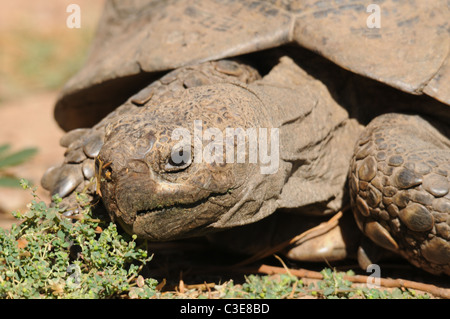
[[240, 274, 301, 298], [0, 180, 432, 299], [308, 268, 355, 298], [210, 269, 431, 299], [0, 180, 156, 298], [307, 268, 430, 299], [0, 144, 38, 188]]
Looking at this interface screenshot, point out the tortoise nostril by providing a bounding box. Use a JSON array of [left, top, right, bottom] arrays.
[[103, 164, 113, 180], [95, 157, 114, 182]]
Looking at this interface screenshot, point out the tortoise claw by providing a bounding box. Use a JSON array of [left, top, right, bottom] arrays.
[[356, 237, 384, 270], [60, 128, 90, 147], [130, 86, 154, 106], [285, 212, 361, 262], [41, 165, 62, 191], [82, 130, 104, 158], [43, 127, 106, 202], [64, 145, 87, 164], [51, 164, 84, 198], [82, 159, 95, 179], [285, 224, 350, 262]]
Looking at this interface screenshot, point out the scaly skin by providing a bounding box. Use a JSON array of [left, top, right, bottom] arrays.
[[42, 58, 450, 275], [350, 113, 450, 275]]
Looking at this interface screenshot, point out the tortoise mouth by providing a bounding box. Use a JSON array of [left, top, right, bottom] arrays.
[[134, 191, 226, 217], [97, 156, 240, 240], [116, 191, 231, 241]]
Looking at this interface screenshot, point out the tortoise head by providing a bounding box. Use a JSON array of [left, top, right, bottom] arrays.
[[96, 83, 282, 240]]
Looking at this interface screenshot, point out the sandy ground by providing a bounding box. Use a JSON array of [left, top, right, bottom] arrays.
[[0, 92, 65, 228], [0, 1, 105, 229]]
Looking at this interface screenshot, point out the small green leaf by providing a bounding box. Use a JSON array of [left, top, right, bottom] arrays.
[[0, 147, 38, 168], [0, 176, 22, 188], [323, 287, 335, 296], [0, 144, 11, 155], [57, 230, 65, 240]]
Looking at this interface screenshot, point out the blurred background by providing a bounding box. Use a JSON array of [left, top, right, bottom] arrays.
[[0, 0, 105, 228]]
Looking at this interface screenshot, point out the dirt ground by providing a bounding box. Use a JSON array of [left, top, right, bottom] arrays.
[[0, 92, 64, 228], [0, 0, 105, 228]]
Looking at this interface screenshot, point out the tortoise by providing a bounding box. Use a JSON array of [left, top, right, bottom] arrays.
[[41, 0, 450, 276]]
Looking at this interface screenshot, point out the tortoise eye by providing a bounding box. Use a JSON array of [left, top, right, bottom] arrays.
[[165, 147, 192, 172]]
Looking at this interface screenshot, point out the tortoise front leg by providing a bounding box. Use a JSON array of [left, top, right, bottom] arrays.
[[41, 126, 103, 213], [349, 113, 450, 275]]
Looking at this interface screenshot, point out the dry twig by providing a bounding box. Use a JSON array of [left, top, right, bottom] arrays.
[[254, 264, 450, 299]]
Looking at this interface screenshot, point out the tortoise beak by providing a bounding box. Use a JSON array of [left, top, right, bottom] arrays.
[[98, 157, 212, 235]]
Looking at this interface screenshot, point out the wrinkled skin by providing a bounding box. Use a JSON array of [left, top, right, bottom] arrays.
[[43, 56, 450, 275], [44, 61, 291, 241], [97, 83, 271, 240]]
